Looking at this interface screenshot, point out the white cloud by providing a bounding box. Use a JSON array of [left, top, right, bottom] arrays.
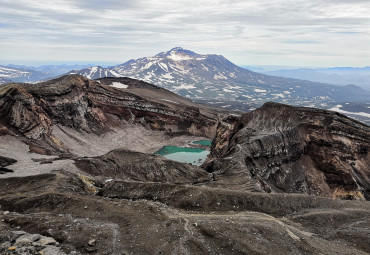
[[0, 0, 369, 66]]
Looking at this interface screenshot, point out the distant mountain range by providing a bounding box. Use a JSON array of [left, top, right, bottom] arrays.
[[245, 65, 370, 91], [67, 48, 370, 106], [1, 48, 369, 116], [69, 66, 118, 79], [0, 64, 94, 84], [0, 65, 48, 83]]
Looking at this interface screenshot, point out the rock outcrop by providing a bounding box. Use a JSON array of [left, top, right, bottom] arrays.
[[0, 230, 66, 255], [205, 102, 370, 200], [75, 149, 212, 184], [0, 156, 16, 174], [0, 75, 218, 155]]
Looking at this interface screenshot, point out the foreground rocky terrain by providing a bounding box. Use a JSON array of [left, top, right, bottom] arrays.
[[1, 170, 370, 254], [0, 75, 369, 254]]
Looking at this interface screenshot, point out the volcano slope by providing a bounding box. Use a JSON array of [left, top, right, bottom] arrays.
[[0, 74, 222, 177], [205, 102, 370, 200], [0, 76, 369, 254]]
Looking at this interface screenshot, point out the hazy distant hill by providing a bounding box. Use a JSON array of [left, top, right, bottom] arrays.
[[0, 64, 95, 84], [0, 77, 12, 84], [245, 66, 370, 91], [34, 64, 93, 76], [0, 65, 48, 83]]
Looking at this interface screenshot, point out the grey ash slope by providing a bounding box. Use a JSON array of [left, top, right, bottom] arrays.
[[71, 47, 370, 107]]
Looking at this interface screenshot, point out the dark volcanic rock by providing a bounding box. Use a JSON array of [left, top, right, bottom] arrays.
[[205, 102, 370, 200], [0, 171, 369, 255], [0, 75, 217, 154], [0, 155, 16, 168], [0, 156, 16, 174], [75, 149, 212, 184]]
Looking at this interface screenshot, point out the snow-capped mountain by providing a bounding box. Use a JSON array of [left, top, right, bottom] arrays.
[[72, 47, 370, 107], [68, 66, 118, 79], [0, 65, 48, 83], [0, 77, 12, 84], [0, 64, 98, 84]]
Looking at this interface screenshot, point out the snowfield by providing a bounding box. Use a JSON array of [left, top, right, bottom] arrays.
[[174, 84, 196, 90], [111, 82, 128, 89], [254, 89, 267, 93]]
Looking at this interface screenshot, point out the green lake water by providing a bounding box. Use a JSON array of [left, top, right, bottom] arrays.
[[155, 145, 210, 166], [193, 140, 212, 146]]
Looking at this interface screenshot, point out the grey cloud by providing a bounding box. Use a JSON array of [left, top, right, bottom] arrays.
[[0, 0, 369, 66]]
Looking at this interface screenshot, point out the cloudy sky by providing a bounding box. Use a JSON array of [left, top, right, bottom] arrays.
[[1, 0, 369, 67]]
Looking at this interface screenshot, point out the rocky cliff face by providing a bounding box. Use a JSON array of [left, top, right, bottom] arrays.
[[0, 75, 218, 155], [206, 102, 370, 200]]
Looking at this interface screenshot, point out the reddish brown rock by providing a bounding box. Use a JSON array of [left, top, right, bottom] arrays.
[[205, 102, 370, 200], [0, 75, 219, 155]]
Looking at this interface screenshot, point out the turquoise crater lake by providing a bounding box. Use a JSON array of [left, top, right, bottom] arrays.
[[154, 142, 211, 166], [192, 140, 212, 146]]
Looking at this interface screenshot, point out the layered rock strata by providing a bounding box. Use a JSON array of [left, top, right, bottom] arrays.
[[0, 75, 218, 155], [205, 102, 370, 200]]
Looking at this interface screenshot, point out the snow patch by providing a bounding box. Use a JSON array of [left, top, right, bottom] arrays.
[[254, 89, 267, 93], [111, 82, 128, 89], [161, 73, 173, 79], [228, 85, 242, 89], [329, 106, 370, 118], [86, 66, 98, 79], [167, 52, 193, 61], [201, 63, 209, 71], [144, 62, 153, 69], [174, 84, 196, 90], [213, 74, 227, 80], [159, 62, 169, 72], [272, 94, 285, 98]]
